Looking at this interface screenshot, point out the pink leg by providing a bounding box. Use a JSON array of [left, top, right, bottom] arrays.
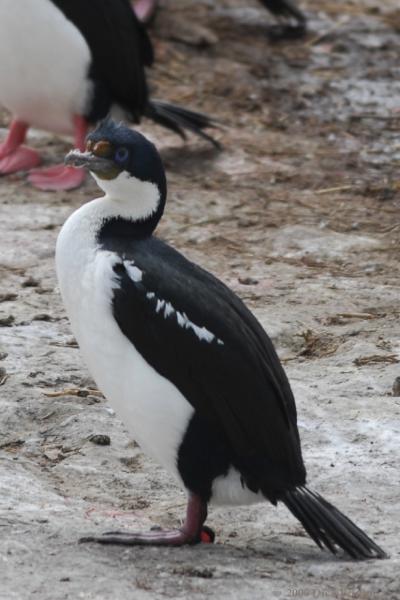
[[80, 494, 214, 547], [0, 120, 41, 174], [132, 0, 159, 22], [28, 115, 88, 191]]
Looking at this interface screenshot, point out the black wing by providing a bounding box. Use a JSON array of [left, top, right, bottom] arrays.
[[109, 237, 306, 497], [53, 0, 153, 121]]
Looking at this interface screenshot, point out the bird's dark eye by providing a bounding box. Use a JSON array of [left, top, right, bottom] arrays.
[[115, 147, 129, 164]]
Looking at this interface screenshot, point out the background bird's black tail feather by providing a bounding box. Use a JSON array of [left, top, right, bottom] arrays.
[[281, 486, 387, 560], [259, 0, 306, 26], [146, 100, 221, 148]]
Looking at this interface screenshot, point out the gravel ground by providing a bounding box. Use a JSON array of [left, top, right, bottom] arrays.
[[1, 1, 400, 598]]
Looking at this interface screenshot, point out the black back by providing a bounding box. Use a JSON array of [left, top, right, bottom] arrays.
[[98, 228, 307, 502], [52, 0, 153, 122]]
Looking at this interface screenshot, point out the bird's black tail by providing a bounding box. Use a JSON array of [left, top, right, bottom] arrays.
[[281, 486, 386, 560], [146, 100, 221, 148]]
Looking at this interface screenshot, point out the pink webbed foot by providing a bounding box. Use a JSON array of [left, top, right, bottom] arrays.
[[0, 145, 41, 175], [80, 525, 215, 547], [28, 164, 86, 191], [79, 494, 214, 547], [132, 0, 159, 22]]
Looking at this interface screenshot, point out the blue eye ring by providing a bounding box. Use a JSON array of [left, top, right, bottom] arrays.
[[115, 146, 130, 164]]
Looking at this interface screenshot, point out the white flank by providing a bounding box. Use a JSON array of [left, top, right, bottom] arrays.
[[211, 468, 265, 506], [0, 0, 92, 134]]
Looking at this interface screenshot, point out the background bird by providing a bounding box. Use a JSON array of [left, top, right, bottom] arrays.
[[0, 0, 218, 191], [56, 120, 386, 560]]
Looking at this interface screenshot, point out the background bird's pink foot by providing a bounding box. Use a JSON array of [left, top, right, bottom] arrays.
[[132, 0, 159, 22], [28, 165, 86, 191], [0, 145, 41, 174]]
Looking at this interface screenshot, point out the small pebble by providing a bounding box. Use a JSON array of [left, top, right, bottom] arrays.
[[238, 277, 259, 286], [0, 292, 18, 302], [0, 315, 15, 327], [33, 313, 52, 322], [85, 395, 101, 405], [89, 434, 111, 446], [22, 277, 39, 287]]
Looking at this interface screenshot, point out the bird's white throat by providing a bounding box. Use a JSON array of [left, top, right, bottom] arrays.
[[92, 171, 160, 221]]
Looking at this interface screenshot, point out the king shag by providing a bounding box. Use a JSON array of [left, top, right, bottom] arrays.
[[56, 120, 386, 559]]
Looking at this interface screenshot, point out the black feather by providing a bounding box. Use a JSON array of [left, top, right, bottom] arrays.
[[146, 101, 221, 148], [258, 0, 305, 25], [53, 0, 152, 120], [281, 486, 387, 559]]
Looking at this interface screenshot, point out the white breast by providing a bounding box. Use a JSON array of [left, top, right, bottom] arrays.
[[56, 199, 194, 481], [0, 0, 92, 134]]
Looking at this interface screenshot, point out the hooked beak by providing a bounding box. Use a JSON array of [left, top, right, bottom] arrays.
[[64, 149, 120, 179]]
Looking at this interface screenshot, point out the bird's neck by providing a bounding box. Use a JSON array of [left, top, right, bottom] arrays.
[[97, 213, 158, 243], [90, 172, 165, 240], [57, 194, 153, 258]]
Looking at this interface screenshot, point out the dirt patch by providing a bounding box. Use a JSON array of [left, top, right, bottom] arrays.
[[1, 1, 400, 599]]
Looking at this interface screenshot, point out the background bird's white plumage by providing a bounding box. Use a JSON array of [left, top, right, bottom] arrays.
[[0, 0, 92, 133]]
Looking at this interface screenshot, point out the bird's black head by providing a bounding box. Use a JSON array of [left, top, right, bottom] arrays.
[[65, 120, 167, 235]]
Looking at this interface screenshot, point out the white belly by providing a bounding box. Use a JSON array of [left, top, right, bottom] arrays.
[[0, 0, 92, 134], [59, 251, 194, 480]]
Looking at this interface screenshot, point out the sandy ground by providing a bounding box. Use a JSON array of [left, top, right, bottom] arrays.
[[1, 0, 400, 598]]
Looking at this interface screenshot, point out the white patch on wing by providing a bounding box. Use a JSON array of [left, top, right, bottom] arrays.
[[156, 299, 165, 313], [164, 302, 174, 318], [177, 312, 216, 343], [146, 292, 224, 345], [0, 0, 92, 134], [123, 261, 142, 283], [176, 312, 186, 328]]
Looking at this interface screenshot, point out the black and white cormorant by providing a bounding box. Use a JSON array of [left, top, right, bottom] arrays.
[[0, 0, 217, 191], [56, 120, 386, 559]]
